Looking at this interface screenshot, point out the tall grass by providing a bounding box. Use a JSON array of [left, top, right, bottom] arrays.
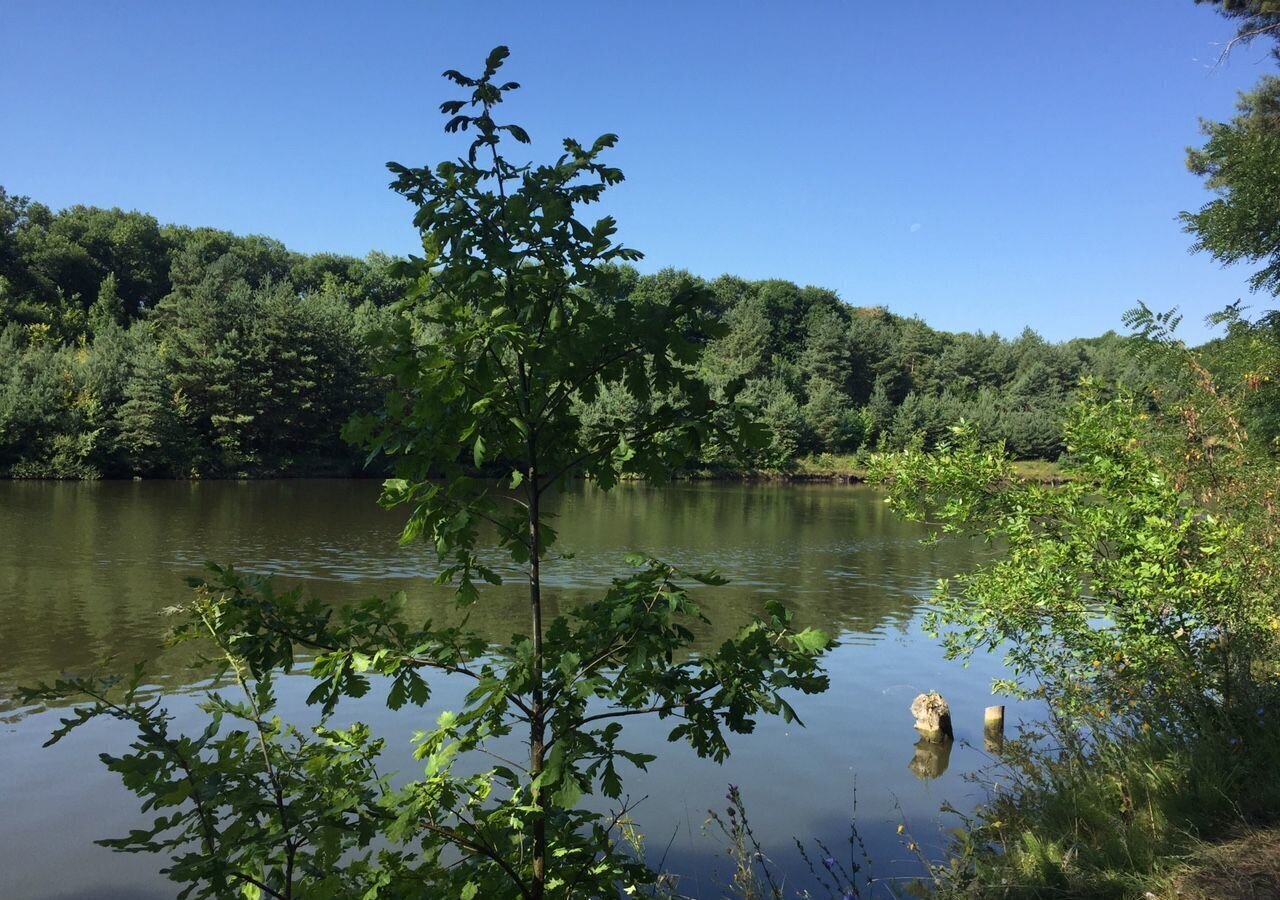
[[929, 712, 1280, 899]]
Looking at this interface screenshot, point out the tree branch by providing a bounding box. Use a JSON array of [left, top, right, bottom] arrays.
[[418, 820, 533, 900], [1217, 21, 1280, 65]]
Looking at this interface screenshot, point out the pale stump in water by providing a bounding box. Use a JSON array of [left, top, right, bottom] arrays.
[[910, 691, 954, 743]]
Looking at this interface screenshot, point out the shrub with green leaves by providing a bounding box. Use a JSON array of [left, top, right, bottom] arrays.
[[870, 330, 1280, 733], [870, 313, 1280, 897]]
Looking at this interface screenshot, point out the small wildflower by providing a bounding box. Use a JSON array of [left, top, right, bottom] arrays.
[[822, 855, 835, 870], [1257, 707, 1266, 717], [1141, 722, 1150, 732], [896, 824, 905, 834], [907, 841, 919, 852], [1230, 736, 1241, 746]]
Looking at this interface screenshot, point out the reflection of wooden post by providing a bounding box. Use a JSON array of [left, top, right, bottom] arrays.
[[984, 705, 1005, 753], [908, 737, 953, 780]]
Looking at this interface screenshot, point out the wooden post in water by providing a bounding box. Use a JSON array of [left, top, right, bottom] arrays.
[[984, 704, 1005, 752]]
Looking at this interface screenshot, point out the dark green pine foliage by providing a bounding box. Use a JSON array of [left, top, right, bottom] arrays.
[[161, 274, 257, 472], [117, 333, 188, 476], [246, 283, 366, 469], [89, 273, 125, 336], [1183, 76, 1280, 294], [1197, 0, 1280, 58], [799, 302, 853, 389]]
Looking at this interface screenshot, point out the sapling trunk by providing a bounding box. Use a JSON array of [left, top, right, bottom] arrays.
[[528, 454, 546, 900]]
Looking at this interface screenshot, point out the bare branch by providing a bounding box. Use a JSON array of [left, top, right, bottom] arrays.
[[1216, 21, 1280, 65]]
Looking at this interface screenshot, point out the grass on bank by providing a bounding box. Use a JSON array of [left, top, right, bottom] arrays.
[[1008, 459, 1067, 482], [924, 717, 1280, 900], [1160, 826, 1280, 900], [784, 454, 1066, 483]]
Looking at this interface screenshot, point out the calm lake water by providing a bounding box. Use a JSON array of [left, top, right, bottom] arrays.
[[0, 480, 1024, 899]]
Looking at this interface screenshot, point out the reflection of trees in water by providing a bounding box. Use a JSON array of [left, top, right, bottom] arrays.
[[0, 480, 980, 710]]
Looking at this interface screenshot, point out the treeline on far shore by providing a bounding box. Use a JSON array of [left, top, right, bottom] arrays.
[[0, 187, 1149, 479]]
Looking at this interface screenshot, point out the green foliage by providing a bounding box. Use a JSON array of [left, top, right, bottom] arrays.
[[871, 306, 1280, 899], [116, 330, 189, 475], [1197, 304, 1280, 447], [27, 48, 834, 900], [801, 378, 862, 453], [798, 302, 852, 390], [702, 293, 772, 388], [89, 272, 124, 335], [927, 724, 1280, 900], [870, 365, 1280, 729], [741, 375, 806, 466], [0, 324, 121, 478], [23, 637, 393, 900], [0, 182, 399, 477], [1183, 76, 1280, 294]]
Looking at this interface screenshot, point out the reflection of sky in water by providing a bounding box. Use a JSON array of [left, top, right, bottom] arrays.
[[0, 480, 1026, 899]]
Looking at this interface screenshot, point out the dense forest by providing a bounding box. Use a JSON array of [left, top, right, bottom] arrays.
[[1, 185, 1148, 478]]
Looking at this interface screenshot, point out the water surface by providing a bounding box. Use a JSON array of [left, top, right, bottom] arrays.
[[0, 480, 1021, 899]]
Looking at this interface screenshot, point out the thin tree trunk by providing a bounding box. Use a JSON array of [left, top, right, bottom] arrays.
[[528, 454, 546, 900]]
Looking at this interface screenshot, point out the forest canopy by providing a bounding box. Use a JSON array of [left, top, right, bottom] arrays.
[[0, 186, 1147, 478]]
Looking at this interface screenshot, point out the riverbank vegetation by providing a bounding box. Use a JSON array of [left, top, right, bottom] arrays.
[[677, 307, 1280, 899], [867, 9, 1280, 895], [868, 326, 1280, 896]]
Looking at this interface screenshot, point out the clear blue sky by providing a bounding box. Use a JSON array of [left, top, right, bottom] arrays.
[[1, 1, 1272, 342]]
